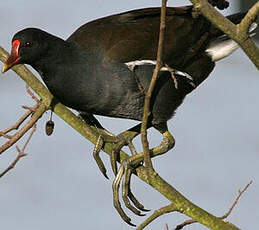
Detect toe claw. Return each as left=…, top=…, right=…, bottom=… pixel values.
left=93, top=135, right=109, bottom=179
left=128, top=191, right=150, bottom=212
left=122, top=166, right=145, bottom=216
left=110, top=138, right=125, bottom=176
left=110, top=150, right=118, bottom=175
left=112, top=158, right=150, bottom=225
left=113, top=166, right=136, bottom=226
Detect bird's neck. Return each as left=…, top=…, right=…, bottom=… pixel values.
left=31, top=38, right=81, bottom=77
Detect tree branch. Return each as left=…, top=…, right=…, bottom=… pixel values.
left=137, top=204, right=177, bottom=230
left=0, top=124, right=36, bottom=178
left=141, top=0, right=167, bottom=169
left=239, top=2, right=259, bottom=35
left=0, top=109, right=32, bottom=139
left=189, top=0, right=259, bottom=69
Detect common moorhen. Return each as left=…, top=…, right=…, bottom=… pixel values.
left=2, top=5, right=257, bottom=226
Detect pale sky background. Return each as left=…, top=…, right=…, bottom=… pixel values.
left=0, top=1, right=258, bottom=230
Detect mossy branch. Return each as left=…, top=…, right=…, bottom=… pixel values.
left=189, top=0, right=259, bottom=69
left=137, top=203, right=177, bottom=230
left=0, top=45, right=241, bottom=230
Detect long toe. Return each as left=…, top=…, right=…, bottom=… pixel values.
left=128, top=191, right=150, bottom=212
left=110, top=135, right=132, bottom=176
left=110, top=148, right=119, bottom=175
left=112, top=166, right=136, bottom=226
left=122, top=165, right=145, bottom=216
left=127, top=140, right=138, bottom=155
left=93, top=135, right=109, bottom=179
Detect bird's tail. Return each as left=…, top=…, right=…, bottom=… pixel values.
left=206, top=12, right=257, bottom=62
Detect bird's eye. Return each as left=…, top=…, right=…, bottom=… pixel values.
left=25, top=42, right=33, bottom=47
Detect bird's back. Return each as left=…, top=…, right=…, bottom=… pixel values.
left=67, top=6, right=211, bottom=68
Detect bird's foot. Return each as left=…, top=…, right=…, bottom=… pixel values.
left=112, top=156, right=149, bottom=226
left=93, top=124, right=141, bottom=179
left=112, top=131, right=175, bottom=225
left=110, top=132, right=139, bottom=175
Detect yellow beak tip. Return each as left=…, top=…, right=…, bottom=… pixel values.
left=2, top=64, right=9, bottom=73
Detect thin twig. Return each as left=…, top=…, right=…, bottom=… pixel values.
left=22, top=85, right=41, bottom=112
left=141, top=0, right=167, bottom=170
left=0, top=132, right=13, bottom=139
left=0, top=124, right=37, bottom=178
left=0, top=109, right=32, bottom=138
left=174, top=181, right=253, bottom=230
left=137, top=204, right=176, bottom=230
left=220, top=180, right=252, bottom=219
left=26, top=84, right=40, bottom=103
left=0, top=149, right=26, bottom=178
left=0, top=103, right=47, bottom=155
left=19, top=124, right=37, bottom=153
left=0, top=86, right=41, bottom=139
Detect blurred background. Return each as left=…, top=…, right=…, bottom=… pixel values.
left=0, top=1, right=258, bottom=230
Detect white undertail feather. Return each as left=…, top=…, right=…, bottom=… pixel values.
left=206, top=22, right=257, bottom=62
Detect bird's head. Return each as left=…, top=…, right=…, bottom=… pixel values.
left=2, top=28, right=53, bottom=73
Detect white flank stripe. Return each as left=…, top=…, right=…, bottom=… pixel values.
left=125, top=60, right=193, bottom=81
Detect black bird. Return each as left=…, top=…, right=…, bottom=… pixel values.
left=2, top=5, right=256, bottom=226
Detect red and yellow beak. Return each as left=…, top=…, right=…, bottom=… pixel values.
left=2, top=40, right=21, bottom=73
